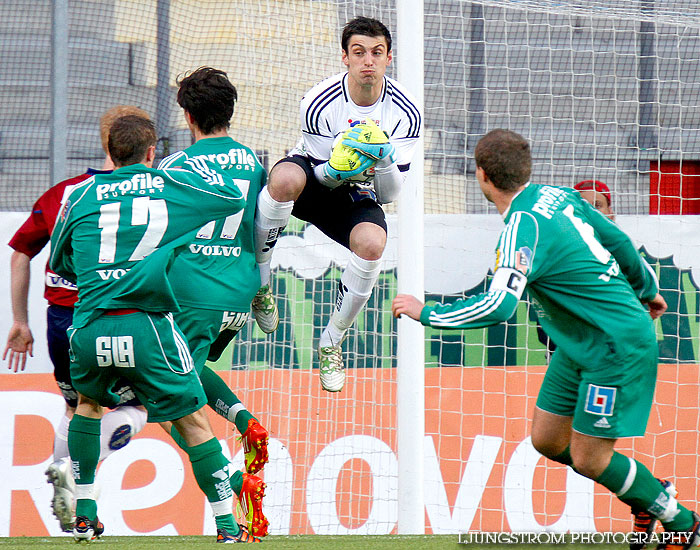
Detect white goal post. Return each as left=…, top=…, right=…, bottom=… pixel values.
left=396, top=0, right=426, bottom=535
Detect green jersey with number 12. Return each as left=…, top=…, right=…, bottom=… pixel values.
left=50, top=162, right=245, bottom=328
left=420, top=183, right=658, bottom=365
left=158, top=136, right=266, bottom=311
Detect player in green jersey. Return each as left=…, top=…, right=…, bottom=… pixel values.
left=393, top=129, right=699, bottom=550
left=50, top=115, right=260, bottom=543
left=536, top=179, right=615, bottom=360
left=158, top=67, right=269, bottom=537
left=569, top=178, right=678, bottom=547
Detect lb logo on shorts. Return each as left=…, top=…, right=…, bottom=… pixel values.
left=585, top=384, right=616, bottom=416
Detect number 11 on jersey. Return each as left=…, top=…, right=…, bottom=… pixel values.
left=195, top=178, right=250, bottom=241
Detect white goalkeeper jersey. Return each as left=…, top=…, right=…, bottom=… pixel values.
left=290, top=72, right=422, bottom=172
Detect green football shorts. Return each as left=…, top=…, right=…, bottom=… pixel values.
left=173, top=308, right=249, bottom=372
left=67, top=311, right=206, bottom=422
left=536, top=342, right=658, bottom=438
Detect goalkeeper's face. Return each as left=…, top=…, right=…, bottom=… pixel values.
left=343, top=34, right=392, bottom=89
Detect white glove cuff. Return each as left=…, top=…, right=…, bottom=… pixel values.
left=314, top=163, right=344, bottom=189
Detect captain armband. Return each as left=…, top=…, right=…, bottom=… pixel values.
left=490, top=267, right=528, bottom=299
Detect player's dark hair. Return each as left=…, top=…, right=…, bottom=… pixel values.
left=176, top=67, right=237, bottom=135
left=474, top=129, right=532, bottom=191
left=342, top=17, right=392, bottom=53
left=108, top=115, right=157, bottom=167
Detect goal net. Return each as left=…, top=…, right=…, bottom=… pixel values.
left=421, top=0, right=700, bottom=534
left=1, top=0, right=699, bottom=538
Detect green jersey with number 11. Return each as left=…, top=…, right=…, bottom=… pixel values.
left=158, top=136, right=266, bottom=311
left=420, top=183, right=658, bottom=366
left=50, top=162, right=245, bottom=328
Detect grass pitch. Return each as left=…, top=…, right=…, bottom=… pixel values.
left=0, top=536, right=628, bottom=549
left=1, top=536, right=453, bottom=549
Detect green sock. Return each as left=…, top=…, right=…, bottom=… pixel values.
left=170, top=424, right=189, bottom=452
left=231, top=469, right=243, bottom=497
left=597, top=452, right=694, bottom=531
left=186, top=437, right=237, bottom=532
left=68, top=414, right=101, bottom=520
left=200, top=365, right=256, bottom=434
left=172, top=427, right=243, bottom=497
left=550, top=446, right=573, bottom=466
left=235, top=409, right=255, bottom=435
left=217, top=518, right=240, bottom=534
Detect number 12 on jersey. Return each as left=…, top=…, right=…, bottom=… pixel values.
left=96, top=179, right=250, bottom=264
left=98, top=196, right=168, bottom=264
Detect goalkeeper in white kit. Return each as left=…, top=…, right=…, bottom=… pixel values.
left=253, top=16, right=422, bottom=392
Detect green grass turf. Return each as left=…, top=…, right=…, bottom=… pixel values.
left=0, top=536, right=628, bottom=549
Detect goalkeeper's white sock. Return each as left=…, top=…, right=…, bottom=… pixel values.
left=319, top=253, right=382, bottom=348
left=258, top=262, right=271, bottom=291
left=254, top=186, right=294, bottom=286
left=99, top=406, right=147, bottom=461
left=53, top=412, right=72, bottom=460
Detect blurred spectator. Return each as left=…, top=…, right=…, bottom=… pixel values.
left=574, top=179, right=615, bottom=221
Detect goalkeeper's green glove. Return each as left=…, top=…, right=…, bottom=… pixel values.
left=342, top=123, right=395, bottom=164
left=322, top=142, right=375, bottom=182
